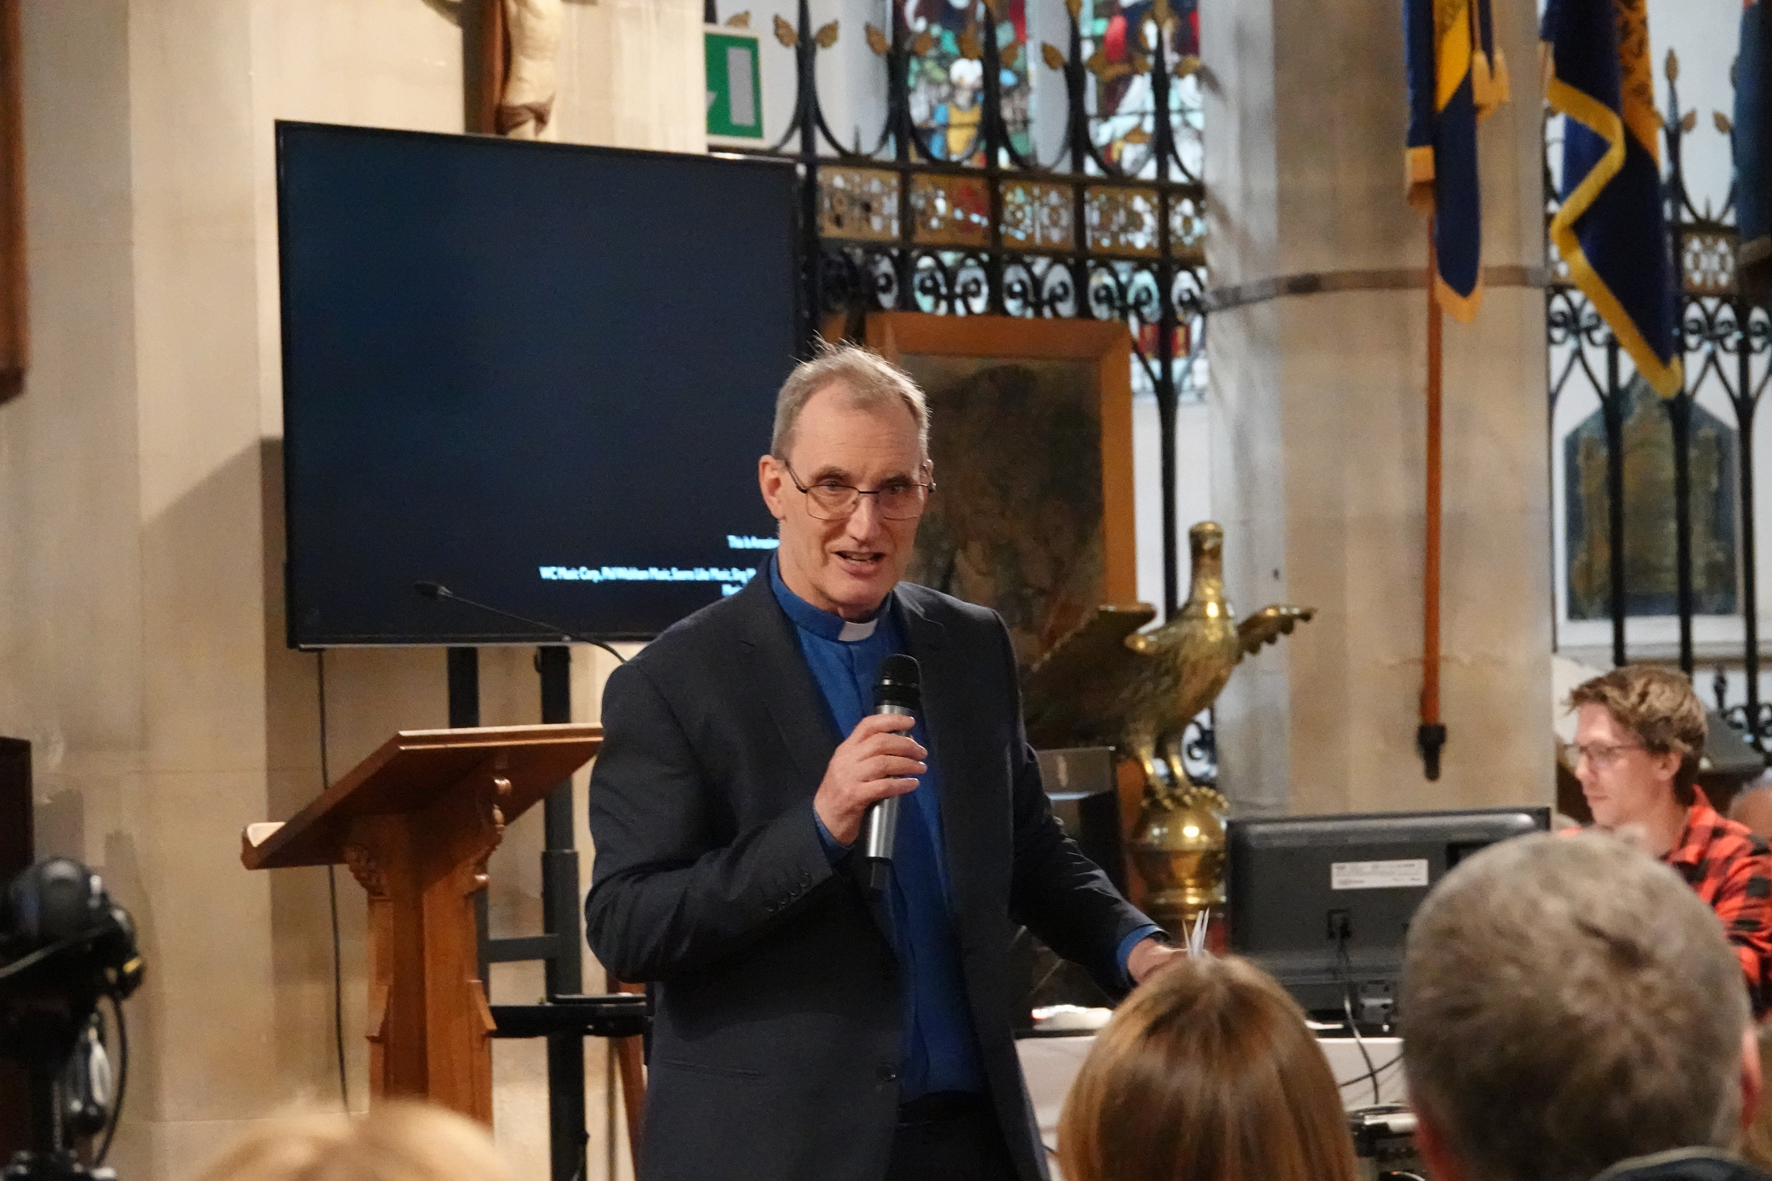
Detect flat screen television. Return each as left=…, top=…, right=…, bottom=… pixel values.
left=1226, top=807, right=1550, bottom=1029
left=277, top=121, right=800, bottom=647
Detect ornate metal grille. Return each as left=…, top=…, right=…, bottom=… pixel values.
left=735, top=0, right=1207, bottom=615
left=1549, top=52, right=1772, bottom=744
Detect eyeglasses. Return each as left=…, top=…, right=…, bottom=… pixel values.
left=781, top=460, right=935, bottom=521
left=1560, top=741, right=1645, bottom=769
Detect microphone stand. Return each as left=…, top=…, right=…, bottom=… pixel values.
left=414, top=581, right=629, bottom=664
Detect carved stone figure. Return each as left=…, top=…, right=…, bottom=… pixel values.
left=500, top=0, right=563, bottom=139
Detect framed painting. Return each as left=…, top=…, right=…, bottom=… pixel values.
left=864, top=312, right=1137, bottom=669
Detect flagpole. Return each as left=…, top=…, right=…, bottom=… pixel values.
left=1419, top=226, right=1448, bottom=780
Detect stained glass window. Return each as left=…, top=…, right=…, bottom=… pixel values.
left=1082, top=0, right=1200, bottom=177
left=903, top=0, right=1033, bottom=162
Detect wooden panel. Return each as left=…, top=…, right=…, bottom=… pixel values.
left=242, top=724, right=601, bottom=869
left=467, top=0, right=507, bottom=135
left=0, top=0, right=23, bottom=402
left=245, top=727, right=595, bottom=1123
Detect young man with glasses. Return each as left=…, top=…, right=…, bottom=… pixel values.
left=1567, top=665, right=1772, bottom=1015
left=585, top=343, right=1171, bottom=1181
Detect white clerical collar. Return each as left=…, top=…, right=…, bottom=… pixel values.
left=838, top=617, right=879, bottom=642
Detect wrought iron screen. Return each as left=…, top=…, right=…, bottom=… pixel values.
left=1548, top=52, right=1772, bottom=744
left=731, top=0, right=1207, bottom=617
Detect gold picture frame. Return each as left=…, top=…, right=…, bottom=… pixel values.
left=863, top=312, right=1137, bottom=668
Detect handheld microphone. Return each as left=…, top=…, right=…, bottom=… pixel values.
left=860, top=653, right=921, bottom=894
left=413, top=580, right=627, bottom=663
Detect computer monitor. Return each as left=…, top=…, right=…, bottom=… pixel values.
left=1226, top=807, right=1550, bottom=1029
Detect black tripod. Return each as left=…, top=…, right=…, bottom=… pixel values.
left=2, top=1008, right=121, bottom=1181
left=0, top=860, right=142, bottom=1181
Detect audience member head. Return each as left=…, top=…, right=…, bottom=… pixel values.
left=1743, top=1022, right=1772, bottom=1172
left=1566, top=665, right=1707, bottom=823
left=1057, top=952, right=1359, bottom=1181
left=195, top=1101, right=512, bottom=1181
left=1402, top=832, right=1761, bottom=1181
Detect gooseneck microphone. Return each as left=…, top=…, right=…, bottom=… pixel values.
left=413, top=580, right=627, bottom=664
left=860, top=653, right=921, bottom=893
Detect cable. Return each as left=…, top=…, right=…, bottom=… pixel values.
left=0, top=922, right=120, bottom=982
left=94, top=991, right=127, bottom=1166
left=1338, top=1051, right=1405, bottom=1095
left=1336, top=931, right=1380, bottom=1107
left=414, top=581, right=628, bottom=665
left=1027, top=955, right=1066, bottom=999
left=317, top=650, right=350, bottom=1112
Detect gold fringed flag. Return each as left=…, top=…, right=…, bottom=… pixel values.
left=1542, top=0, right=1682, bottom=395
left=1739, top=0, right=1771, bottom=304
left=1405, top=0, right=1509, bottom=322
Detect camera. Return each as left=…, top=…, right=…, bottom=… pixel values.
left=0, top=859, right=144, bottom=1181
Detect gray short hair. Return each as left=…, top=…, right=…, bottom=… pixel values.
left=770, top=342, right=929, bottom=461
left=1402, top=833, right=1748, bottom=1181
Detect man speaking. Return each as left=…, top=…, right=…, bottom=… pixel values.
left=585, top=345, right=1173, bottom=1181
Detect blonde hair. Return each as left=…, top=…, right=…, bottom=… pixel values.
left=196, top=1102, right=512, bottom=1181
left=769, top=341, right=929, bottom=461
left=1567, top=664, right=1707, bottom=804
left=1402, top=833, right=1748, bottom=1181
left=1057, top=954, right=1360, bottom=1181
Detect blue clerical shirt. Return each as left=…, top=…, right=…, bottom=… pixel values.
left=768, top=561, right=1156, bottom=1101
left=770, top=559, right=986, bottom=1098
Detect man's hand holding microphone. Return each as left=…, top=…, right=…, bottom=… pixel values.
left=812, top=713, right=924, bottom=847
left=813, top=654, right=924, bottom=891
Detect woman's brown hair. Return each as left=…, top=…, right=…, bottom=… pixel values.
left=1057, top=954, right=1360, bottom=1181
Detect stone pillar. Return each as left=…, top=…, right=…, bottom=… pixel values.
left=1202, top=0, right=1554, bottom=814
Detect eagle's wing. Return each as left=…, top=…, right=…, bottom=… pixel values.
left=1236, top=605, right=1315, bottom=657
left=1021, top=603, right=1156, bottom=749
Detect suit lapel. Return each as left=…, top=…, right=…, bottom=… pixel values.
left=739, top=575, right=898, bottom=945
left=732, top=575, right=841, bottom=790
left=897, top=588, right=980, bottom=922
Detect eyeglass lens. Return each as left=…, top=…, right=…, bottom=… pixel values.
left=805, top=483, right=927, bottom=520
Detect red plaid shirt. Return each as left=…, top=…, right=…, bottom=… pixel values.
left=1663, top=799, right=1772, bottom=1018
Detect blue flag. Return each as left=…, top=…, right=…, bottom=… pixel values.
left=1405, top=0, right=1510, bottom=322
left=1740, top=0, right=1771, bottom=304
left=1542, top=0, right=1682, bottom=396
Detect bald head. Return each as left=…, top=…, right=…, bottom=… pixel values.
left=1402, top=832, right=1753, bottom=1181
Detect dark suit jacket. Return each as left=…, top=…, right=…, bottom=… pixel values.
left=584, top=574, right=1154, bottom=1181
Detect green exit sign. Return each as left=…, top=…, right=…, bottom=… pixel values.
left=706, top=28, right=764, bottom=141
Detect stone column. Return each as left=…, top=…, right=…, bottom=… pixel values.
left=1202, top=0, right=1554, bottom=814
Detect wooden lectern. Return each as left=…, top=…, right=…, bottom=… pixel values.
left=242, top=724, right=602, bottom=1122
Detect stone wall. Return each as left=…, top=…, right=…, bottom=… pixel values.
left=0, top=3, right=697, bottom=1178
